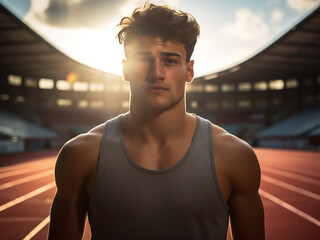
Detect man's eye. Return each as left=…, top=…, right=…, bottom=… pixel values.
left=140, top=58, right=152, bottom=64
left=164, top=58, right=177, bottom=65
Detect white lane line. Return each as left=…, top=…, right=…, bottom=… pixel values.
left=261, top=165, right=319, bottom=178
left=23, top=215, right=50, bottom=240
left=259, top=189, right=320, bottom=227
left=0, top=170, right=53, bottom=190
left=262, top=166, right=320, bottom=186
left=0, top=164, right=52, bottom=179
left=0, top=159, right=53, bottom=172
left=0, top=182, right=55, bottom=212
left=0, top=217, right=44, bottom=222
left=261, top=175, right=320, bottom=201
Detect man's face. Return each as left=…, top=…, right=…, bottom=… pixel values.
left=123, top=36, right=194, bottom=112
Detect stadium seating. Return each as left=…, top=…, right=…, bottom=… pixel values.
left=0, top=109, right=58, bottom=139
left=309, top=126, right=320, bottom=136
left=254, top=106, right=320, bottom=149
left=257, top=106, right=320, bottom=137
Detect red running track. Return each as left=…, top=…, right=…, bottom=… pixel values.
left=0, top=148, right=319, bottom=239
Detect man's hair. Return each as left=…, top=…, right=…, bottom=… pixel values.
left=116, top=2, right=200, bottom=62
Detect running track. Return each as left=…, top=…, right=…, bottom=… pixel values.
left=0, top=148, right=319, bottom=239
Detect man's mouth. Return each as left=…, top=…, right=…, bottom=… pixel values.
left=147, top=85, right=169, bottom=93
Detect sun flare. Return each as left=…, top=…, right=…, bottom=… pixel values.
left=72, top=27, right=124, bottom=75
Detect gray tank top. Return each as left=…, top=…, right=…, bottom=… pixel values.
left=88, top=115, right=229, bottom=240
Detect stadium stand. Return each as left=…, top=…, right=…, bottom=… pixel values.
left=0, top=3, right=319, bottom=152
left=35, top=109, right=107, bottom=136
left=0, top=109, right=63, bottom=153
left=309, top=126, right=320, bottom=136
left=255, top=105, right=320, bottom=149
left=257, top=106, right=320, bottom=137
left=0, top=109, right=57, bottom=138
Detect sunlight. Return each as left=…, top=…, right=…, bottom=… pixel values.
left=66, top=72, right=77, bottom=83
left=71, top=27, right=124, bottom=75
left=20, top=0, right=319, bottom=78
left=24, top=11, right=124, bottom=76
left=30, top=0, right=50, bottom=13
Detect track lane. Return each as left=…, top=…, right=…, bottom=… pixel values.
left=0, top=148, right=319, bottom=240
left=256, top=148, right=320, bottom=240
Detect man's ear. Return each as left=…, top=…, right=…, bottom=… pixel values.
left=122, top=59, right=129, bottom=82
left=186, top=60, right=194, bottom=83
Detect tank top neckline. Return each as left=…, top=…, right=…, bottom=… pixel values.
left=118, top=114, right=200, bottom=175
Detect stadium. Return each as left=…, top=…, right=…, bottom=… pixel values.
left=0, top=2, right=319, bottom=240
left=1, top=4, right=319, bottom=153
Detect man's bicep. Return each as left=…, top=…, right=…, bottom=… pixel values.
left=48, top=193, right=68, bottom=239
left=229, top=191, right=264, bottom=240
left=55, top=141, right=88, bottom=195
left=229, top=146, right=265, bottom=239
left=55, top=144, right=77, bottom=196
left=49, top=191, right=87, bottom=239
left=53, top=141, right=90, bottom=210
left=49, top=143, right=88, bottom=239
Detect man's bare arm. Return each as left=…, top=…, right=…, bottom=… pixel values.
left=228, top=144, right=265, bottom=240
left=48, top=141, right=88, bottom=240
left=49, top=190, right=88, bottom=239
left=48, top=131, right=101, bottom=240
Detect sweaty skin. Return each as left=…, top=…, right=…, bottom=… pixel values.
left=48, top=37, right=264, bottom=240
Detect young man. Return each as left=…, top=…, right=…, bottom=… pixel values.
left=48, top=3, right=265, bottom=240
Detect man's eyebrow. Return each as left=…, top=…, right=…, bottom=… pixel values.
left=130, top=51, right=182, bottom=58
left=161, top=52, right=182, bottom=58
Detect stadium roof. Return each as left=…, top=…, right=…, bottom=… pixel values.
left=197, top=6, right=320, bottom=83
left=0, top=3, right=319, bottom=83
left=0, top=3, right=119, bottom=82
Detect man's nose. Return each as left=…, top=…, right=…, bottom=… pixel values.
left=148, top=59, right=165, bottom=81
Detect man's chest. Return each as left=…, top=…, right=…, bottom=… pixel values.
left=125, top=140, right=191, bottom=171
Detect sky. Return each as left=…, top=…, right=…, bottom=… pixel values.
left=1, top=0, right=320, bottom=77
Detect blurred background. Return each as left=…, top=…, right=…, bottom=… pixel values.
left=0, top=0, right=319, bottom=153
left=0, top=1, right=319, bottom=239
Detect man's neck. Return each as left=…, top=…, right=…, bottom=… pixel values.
left=122, top=103, right=194, bottom=145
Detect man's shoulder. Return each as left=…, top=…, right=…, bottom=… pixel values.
left=210, top=122, right=260, bottom=191
left=211, top=122, right=258, bottom=172
left=211, top=123, right=252, bottom=153
left=54, top=123, right=106, bottom=194
left=56, top=122, right=106, bottom=169
left=64, top=122, right=105, bottom=152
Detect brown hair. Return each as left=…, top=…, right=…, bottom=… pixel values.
left=116, top=2, right=200, bottom=62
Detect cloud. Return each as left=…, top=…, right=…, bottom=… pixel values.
left=28, top=0, right=181, bottom=29
left=271, top=9, right=283, bottom=22
left=286, top=0, right=320, bottom=12
left=29, top=0, right=130, bottom=28
left=222, top=8, right=269, bottom=41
